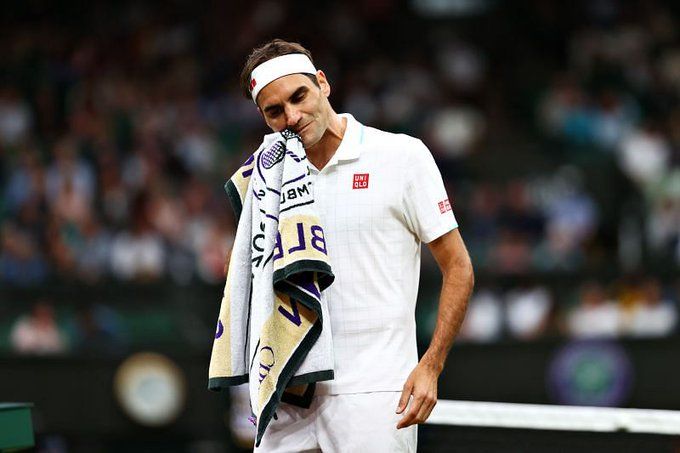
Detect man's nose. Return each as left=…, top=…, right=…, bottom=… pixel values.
left=285, top=106, right=301, bottom=128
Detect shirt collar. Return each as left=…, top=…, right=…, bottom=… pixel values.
left=324, top=113, right=364, bottom=168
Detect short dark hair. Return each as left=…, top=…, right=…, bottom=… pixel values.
left=240, top=39, right=319, bottom=100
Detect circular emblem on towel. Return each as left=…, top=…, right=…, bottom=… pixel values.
left=261, top=141, right=286, bottom=169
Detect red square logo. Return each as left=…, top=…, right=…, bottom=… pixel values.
left=353, top=173, right=369, bottom=189
left=438, top=198, right=452, bottom=214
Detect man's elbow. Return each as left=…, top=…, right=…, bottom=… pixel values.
left=444, top=254, right=474, bottom=291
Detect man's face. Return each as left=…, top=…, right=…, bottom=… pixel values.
left=256, top=71, right=331, bottom=148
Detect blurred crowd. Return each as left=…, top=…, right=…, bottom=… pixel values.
left=10, top=273, right=678, bottom=356
left=459, top=276, right=678, bottom=343
left=8, top=299, right=126, bottom=355
left=1, top=0, right=679, bottom=349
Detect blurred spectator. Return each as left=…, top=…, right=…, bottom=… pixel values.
left=645, top=168, right=680, bottom=264
left=435, top=38, right=486, bottom=93
left=499, top=181, right=545, bottom=240
left=505, top=285, right=553, bottom=340
left=658, top=48, right=680, bottom=94
left=0, top=222, right=48, bottom=286
left=566, top=281, right=622, bottom=338
left=533, top=167, right=598, bottom=270
left=4, top=149, right=45, bottom=213
left=428, top=104, right=485, bottom=158
left=623, top=278, right=678, bottom=337
left=491, top=181, right=544, bottom=274
left=540, top=80, right=638, bottom=149
left=0, top=87, right=32, bottom=147
left=175, top=120, right=219, bottom=174
left=491, top=229, right=533, bottom=274
left=74, top=304, right=127, bottom=354
left=195, top=217, right=234, bottom=284
left=97, top=151, right=130, bottom=226
left=458, top=288, right=503, bottom=343
left=110, top=194, right=165, bottom=280
left=464, top=182, right=500, bottom=268
left=10, top=301, right=68, bottom=355
left=74, top=215, right=112, bottom=282
left=539, top=75, right=594, bottom=146
left=44, top=138, right=95, bottom=208
left=618, top=122, right=671, bottom=191
left=592, top=90, right=638, bottom=150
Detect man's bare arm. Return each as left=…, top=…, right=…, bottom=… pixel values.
left=420, top=228, right=474, bottom=371
left=396, top=228, right=474, bottom=429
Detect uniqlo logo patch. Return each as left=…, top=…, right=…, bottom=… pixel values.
left=353, top=173, right=369, bottom=189
left=438, top=198, right=452, bottom=214
left=250, top=78, right=257, bottom=90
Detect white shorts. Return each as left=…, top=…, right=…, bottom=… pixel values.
left=255, top=391, right=417, bottom=452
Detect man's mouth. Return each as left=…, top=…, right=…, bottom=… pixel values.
left=296, top=122, right=311, bottom=134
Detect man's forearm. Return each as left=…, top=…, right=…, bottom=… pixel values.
left=421, top=263, right=474, bottom=374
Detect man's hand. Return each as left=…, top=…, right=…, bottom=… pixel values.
left=395, top=358, right=440, bottom=429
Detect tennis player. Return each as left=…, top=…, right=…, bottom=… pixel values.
left=237, top=39, right=474, bottom=452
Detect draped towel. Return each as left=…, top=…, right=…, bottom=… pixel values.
left=208, top=130, right=334, bottom=446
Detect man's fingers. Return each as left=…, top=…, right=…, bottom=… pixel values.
left=397, top=395, right=424, bottom=429
left=398, top=390, right=438, bottom=429
left=396, top=409, right=415, bottom=429
left=416, top=395, right=437, bottom=424
left=396, top=382, right=413, bottom=414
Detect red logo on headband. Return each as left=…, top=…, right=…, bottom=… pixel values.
left=250, top=78, right=257, bottom=91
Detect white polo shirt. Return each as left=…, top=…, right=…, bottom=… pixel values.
left=310, top=113, right=458, bottom=395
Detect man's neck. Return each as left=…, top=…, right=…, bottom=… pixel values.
left=306, top=113, right=347, bottom=171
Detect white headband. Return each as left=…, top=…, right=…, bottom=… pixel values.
left=249, top=54, right=317, bottom=103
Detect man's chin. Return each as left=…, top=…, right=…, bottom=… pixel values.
left=303, top=139, right=322, bottom=150
left=299, top=133, right=321, bottom=149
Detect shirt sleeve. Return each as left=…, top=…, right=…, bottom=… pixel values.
left=402, top=139, right=458, bottom=243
